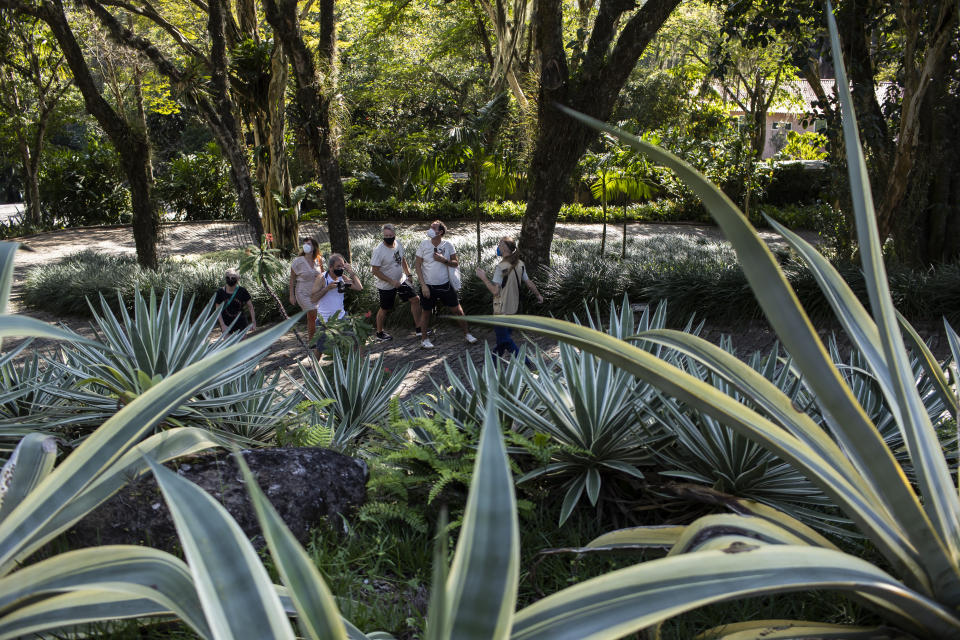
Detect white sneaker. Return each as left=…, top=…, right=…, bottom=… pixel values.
left=421, top=338, right=435, bottom=348
left=464, top=333, right=479, bottom=344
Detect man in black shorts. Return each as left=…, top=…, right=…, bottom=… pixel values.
left=370, top=223, right=423, bottom=341
left=414, top=219, right=478, bottom=349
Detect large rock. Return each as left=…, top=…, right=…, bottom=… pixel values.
left=68, top=447, right=368, bottom=552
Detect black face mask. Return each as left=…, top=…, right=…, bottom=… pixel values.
left=225, top=277, right=238, bottom=286
left=333, top=268, right=344, bottom=277
left=383, top=237, right=395, bottom=246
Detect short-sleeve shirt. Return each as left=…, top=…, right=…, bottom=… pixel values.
left=416, top=238, right=456, bottom=286
left=491, top=261, right=529, bottom=287
left=371, top=241, right=405, bottom=290
left=316, top=272, right=347, bottom=322
left=215, top=286, right=252, bottom=330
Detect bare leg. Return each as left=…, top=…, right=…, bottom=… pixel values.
left=306, top=310, right=317, bottom=341
left=421, top=306, right=432, bottom=334
left=376, top=307, right=388, bottom=333
left=409, top=296, right=422, bottom=329
left=451, top=305, right=469, bottom=333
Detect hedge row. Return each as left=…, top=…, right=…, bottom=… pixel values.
left=328, top=198, right=833, bottom=230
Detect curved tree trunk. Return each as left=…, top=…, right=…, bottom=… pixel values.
left=34, top=0, right=159, bottom=268
left=261, top=42, right=297, bottom=252
left=263, top=0, right=350, bottom=260
left=518, top=0, right=679, bottom=272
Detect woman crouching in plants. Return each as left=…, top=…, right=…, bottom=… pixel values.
left=476, top=236, right=542, bottom=359
left=309, top=253, right=367, bottom=355
left=289, top=236, right=323, bottom=342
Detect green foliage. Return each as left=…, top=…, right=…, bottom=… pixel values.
left=776, top=131, right=830, bottom=161
left=339, top=196, right=827, bottom=228
left=0, top=348, right=70, bottom=458
left=45, top=288, right=296, bottom=445
left=295, top=349, right=410, bottom=451
left=478, top=21, right=960, bottom=633
left=38, top=134, right=130, bottom=226
left=309, top=314, right=376, bottom=356
left=419, top=344, right=534, bottom=429
left=361, top=405, right=479, bottom=534
left=276, top=400, right=336, bottom=448
left=0, top=239, right=301, bottom=639
left=540, top=234, right=960, bottom=325
left=20, top=250, right=293, bottom=322
left=156, top=143, right=237, bottom=221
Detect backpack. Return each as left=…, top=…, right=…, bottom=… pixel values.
left=493, top=262, right=523, bottom=315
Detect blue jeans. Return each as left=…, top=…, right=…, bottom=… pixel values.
left=494, top=326, right=519, bottom=356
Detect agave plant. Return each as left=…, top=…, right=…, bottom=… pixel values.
left=0, top=239, right=303, bottom=637
left=190, top=370, right=302, bottom=444
left=45, top=288, right=290, bottom=445
left=651, top=343, right=846, bottom=536
left=294, top=349, right=411, bottom=450
left=498, top=299, right=687, bottom=525
left=0, top=348, right=75, bottom=460
left=138, top=390, right=740, bottom=640
left=418, top=344, right=537, bottom=430
left=468, top=6, right=960, bottom=635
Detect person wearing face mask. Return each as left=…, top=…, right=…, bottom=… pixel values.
left=289, top=236, right=324, bottom=341
left=310, top=253, right=364, bottom=353
left=476, top=236, right=543, bottom=358
left=414, top=219, right=478, bottom=348
left=370, top=223, right=423, bottom=342
left=215, top=268, right=256, bottom=335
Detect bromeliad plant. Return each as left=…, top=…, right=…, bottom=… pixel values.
left=469, top=4, right=960, bottom=636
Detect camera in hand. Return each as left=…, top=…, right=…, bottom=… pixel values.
left=336, top=281, right=345, bottom=293
left=434, top=247, right=442, bottom=255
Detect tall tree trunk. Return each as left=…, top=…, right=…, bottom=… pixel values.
left=207, top=0, right=264, bottom=245
left=33, top=0, right=159, bottom=268
left=263, top=0, right=351, bottom=259
left=262, top=42, right=296, bottom=251
left=74, top=0, right=266, bottom=245
left=130, top=65, right=159, bottom=267
left=875, top=0, right=958, bottom=247
left=518, top=0, right=679, bottom=272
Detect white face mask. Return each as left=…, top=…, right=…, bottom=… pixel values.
left=303, top=243, right=312, bottom=254
left=427, top=228, right=437, bottom=238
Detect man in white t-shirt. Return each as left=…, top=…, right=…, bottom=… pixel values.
left=370, top=223, right=423, bottom=342
left=414, top=219, right=478, bottom=349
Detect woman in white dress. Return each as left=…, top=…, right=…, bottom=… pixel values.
left=289, top=236, right=323, bottom=341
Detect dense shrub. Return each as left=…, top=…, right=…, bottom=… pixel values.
left=38, top=135, right=130, bottom=226
left=539, top=236, right=960, bottom=326
left=763, top=160, right=833, bottom=205
left=21, top=250, right=293, bottom=321
left=336, top=197, right=827, bottom=229
left=156, top=143, right=237, bottom=220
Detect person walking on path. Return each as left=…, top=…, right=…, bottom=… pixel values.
left=215, top=267, right=256, bottom=335
left=289, top=236, right=323, bottom=341
left=476, top=236, right=542, bottom=358
left=415, top=220, right=478, bottom=349
left=370, top=223, right=423, bottom=342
